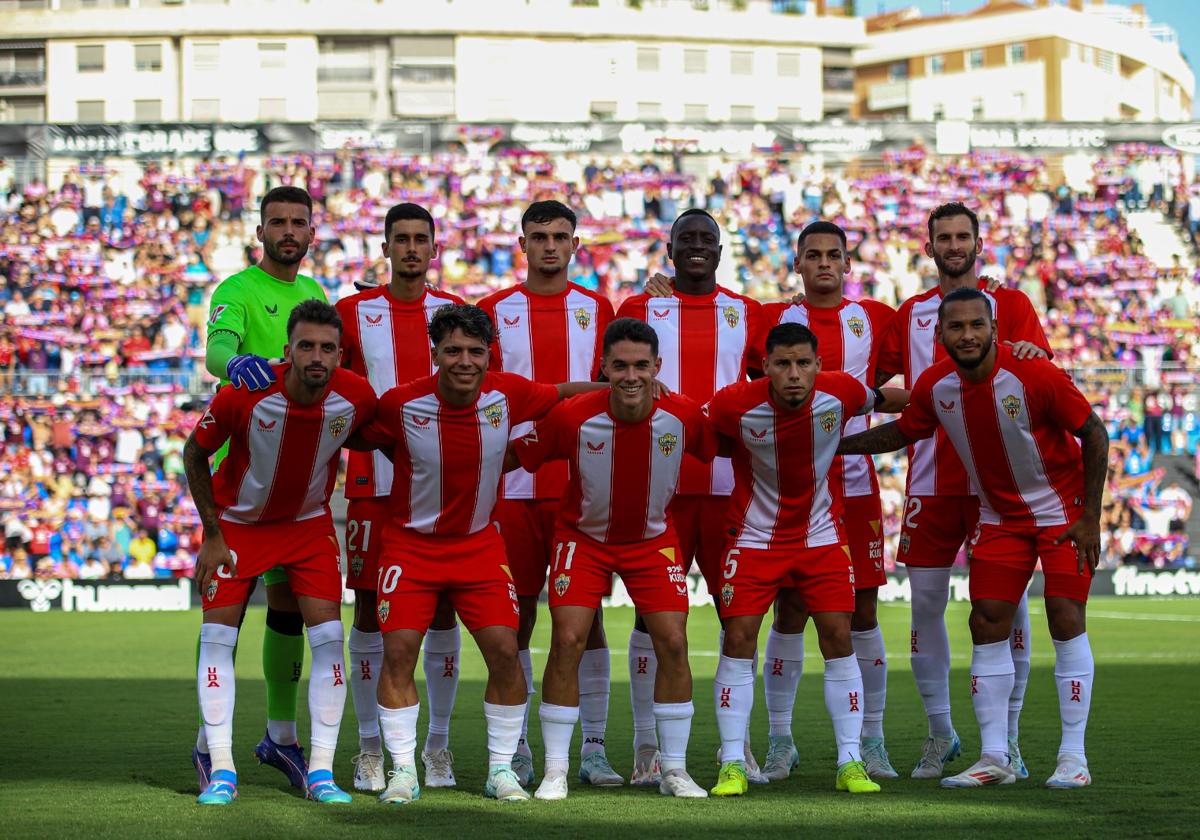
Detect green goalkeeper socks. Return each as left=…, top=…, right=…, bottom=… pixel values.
left=263, top=624, right=305, bottom=727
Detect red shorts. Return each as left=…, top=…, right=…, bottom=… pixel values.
left=203, top=517, right=342, bottom=611
left=716, top=542, right=855, bottom=618
left=968, top=519, right=1093, bottom=604
left=548, top=527, right=688, bottom=614
left=492, top=498, right=559, bottom=598
left=898, top=494, right=981, bottom=568
left=670, top=494, right=733, bottom=597
left=841, top=494, right=887, bottom=590
left=344, top=496, right=391, bottom=592
left=375, top=525, right=519, bottom=634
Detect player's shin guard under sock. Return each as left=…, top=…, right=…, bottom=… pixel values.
left=654, top=701, right=694, bottom=773
left=198, top=623, right=239, bottom=772
left=348, top=627, right=384, bottom=754
left=422, top=625, right=460, bottom=753
left=714, top=655, right=755, bottom=764
left=378, top=703, right=419, bottom=769
left=971, top=640, right=1015, bottom=760
left=852, top=626, right=888, bottom=741
left=628, top=628, right=658, bottom=749
left=540, top=702, right=579, bottom=774
left=1052, top=633, right=1094, bottom=761
left=1009, top=592, right=1032, bottom=740
left=484, top=701, right=526, bottom=770
left=516, top=648, right=535, bottom=758
left=578, top=648, right=610, bottom=758
left=306, top=620, right=347, bottom=774
left=764, top=629, right=804, bottom=738
left=908, top=566, right=954, bottom=738
left=824, top=654, right=865, bottom=765
left=263, top=609, right=305, bottom=746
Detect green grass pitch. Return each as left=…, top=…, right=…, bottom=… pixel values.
left=1, top=597, right=1196, bottom=838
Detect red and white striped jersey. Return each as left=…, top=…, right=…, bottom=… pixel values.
left=707, top=372, right=873, bottom=550
left=896, top=347, right=1091, bottom=528
left=478, top=283, right=614, bottom=501
left=875, top=281, right=1049, bottom=497
left=514, top=390, right=717, bottom=544
left=372, top=372, right=560, bottom=537
left=617, top=286, right=763, bottom=497
left=337, top=286, right=463, bottom=499
left=192, top=366, right=377, bottom=525
left=762, top=298, right=894, bottom=499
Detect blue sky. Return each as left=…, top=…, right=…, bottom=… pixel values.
left=890, top=0, right=1199, bottom=115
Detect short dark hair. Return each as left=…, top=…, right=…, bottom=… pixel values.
left=603, top=317, right=659, bottom=358
left=764, top=322, right=818, bottom=355
left=286, top=299, right=342, bottom=340
left=521, top=200, right=577, bottom=232
left=937, top=286, right=991, bottom=322
left=670, top=208, right=719, bottom=241
left=428, top=303, right=494, bottom=347
left=260, top=186, right=313, bottom=222
left=796, top=220, right=847, bottom=252
left=384, top=202, right=435, bottom=241
left=927, top=201, right=979, bottom=241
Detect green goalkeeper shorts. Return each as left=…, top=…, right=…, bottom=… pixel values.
left=261, top=566, right=289, bottom=587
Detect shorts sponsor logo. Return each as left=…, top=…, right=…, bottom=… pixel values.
left=819, top=410, right=837, bottom=434
left=722, top=305, right=740, bottom=329
left=16, top=579, right=62, bottom=612
left=899, top=533, right=911, bottom=554
left=554, top=573, right=571, bottom=596
left=483, top=403, right=505, bottom=429
left=574, top=307, right=591, bottom=330
left=720, top=582, right=734, bottom=607
left=846, top=316, right=865, bottom=338
left=208, top=304, right=227, bottom=325
left=508, top=582, right=520, bottom=614
left=328, top=415, right=349, bottom=437
left=377, top=599, right=391, bottom=624
left=257, top=418, right=277, bottom=432
left=1001, top=394, right=1021, bottom=419
left=656, top=432, right=678, bottom=457
left=350, top=554, right=364, bottom=578
left=365, top=314, right=383, bottom=326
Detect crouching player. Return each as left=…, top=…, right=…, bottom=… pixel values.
left=510, top=318, right=716, bottom=800
left=704, top=323, right=908, bottom=796
left=184, top=300, right=378, bottom=805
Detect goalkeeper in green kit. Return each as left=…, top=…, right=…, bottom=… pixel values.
left=192, top=186, right=328, bottom=791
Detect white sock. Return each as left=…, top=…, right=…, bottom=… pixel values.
left=578, top=648, right=610, bottom=758
left=714, top=654, right=755, bottom=764
left=379, top=703, right=419, bottom=769
left=422, top=625, right=460, bottom=753
left=1008, top=592, right=1031, bottom=741
left=745, top=647, right=758, bottom=753
left=539, top=702, right=579, bottom=775
left=971, top=640, right=1015, bottom=761
left=306, top=620, right=347, bottom=774
left=909, top=566, right=954, bottom=738
left=654, top=701, right=694, bottom=773
left=824, top=654, right=865, bottom=765
left=628, top=628, right=658, bottom=750
left=198, top=623, right=239, bottom=772
left=852, top=626, right=888, bottom=740
left=348, top=626, right=384, bottom=754
left=484, top=701, right=526, bottom=770
left=516, top=648, right=535, bottom=758
left=267, top=720, right=298, bottom=747
left=764, top=629, right=804, bottom=739
left=1053, top=632, right=1094, bottom=762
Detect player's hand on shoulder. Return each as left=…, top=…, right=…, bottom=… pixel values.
left=644, top=273, right=675, bottom=297
left=652, top=378, right=672, bottom=399
left=981, top=274, right=1003, bottom=293
left=226, top=354, right=276, bottom=390
left=789, top=290, right=806, bottom=306
left=1003, top=340, right=1049, bottom=360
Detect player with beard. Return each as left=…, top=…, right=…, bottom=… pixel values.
left=874, top=203, right=1051, bottom=781
left=841, top=288, right=1108, bottom=790
left=335, top=203, right=465, bottom=792
left=194, top=186, right=327, bottom=792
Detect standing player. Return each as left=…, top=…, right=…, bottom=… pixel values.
left=511, top=319, right=715, bottom=801
left=619, top=208, right=764, bottom=783
left=756, top=221, right=898, bottom=780
left=185, top=301, right=378, bottom=805
left=356, top=304, right=604, bottom=805
left=335, top=203, right=465, bottom=792
left=477, top=201, right=617, bottom=786
left=840, top=288, right=1108, bottom=789
left=195, top=186, right=326, bottom=790
left=706, top=323, right=908, bottom=797
left=874, top=202, right=1050, bottom=779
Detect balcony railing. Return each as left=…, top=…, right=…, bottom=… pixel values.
left=0, top=70, right=46, bottom=88
left=317, top=66, right=374, bottom=83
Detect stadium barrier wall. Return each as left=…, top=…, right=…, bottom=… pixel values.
left=2, top=567, right=1198, bottom=613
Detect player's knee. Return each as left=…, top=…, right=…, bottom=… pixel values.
left=721, top=624, right=757, bottom=658
left=850, top=592, right=878, bottom=631
left=968, top=603, right=1012, bottom=644
left=654, top=625, right=689, bottom=664
left=550, top=622, right=590, bottom=658
left=815, top=620, right=853, bottom=658
left=1045, top=598, right=1086, bottom=641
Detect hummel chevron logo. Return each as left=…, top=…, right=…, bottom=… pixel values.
left=265, top=304, right=279, bottom=315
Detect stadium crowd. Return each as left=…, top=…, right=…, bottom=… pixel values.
left=1, top=144, right=1197, bottom=579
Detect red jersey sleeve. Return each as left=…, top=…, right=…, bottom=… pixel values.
left=336, top=297, right=359, bottom=371
left=359, top=386, right=400, bottom=449
left=191, top=386, right=238, bottom=452
left=895, top=368, right=940, bottom=443
left=513, top=401, right=567, bottom=473
left=704, top=382, right=743, bottom=439
left=615, top=295, right=648, bottom=322
left=997, top=289, right=1052, bottom=357
left=498, top=372, right=561, bottom=424
left=874, top=303, right=905, bottom=379
left=477, top=294, right=504, bottom=372
left=823, top=371, right=874, bottom=418
left=743, top=298, right=766, bottom=374
left=1030, top=359, right=1093, bottom=434
left=592, top=297, right=616, bottom=378
left=862, top=299, right=897, bottom=385
left=345, top=373, right=378, bottom=433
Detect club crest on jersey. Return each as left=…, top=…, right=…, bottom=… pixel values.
left=206, top=578, right=218, bottom=602
left=819, top=410, right=838, bottom=434
left=657, top=432, right=678, bottom=457
left=328, top=415, right=349, bottom=437
left=574, top=307, right=591, bottom=330
left=483, top=403, right=505, bottom=429
left=847, top=316, right=865, bottom=338
left=899, top=533, right=911, bottom=554
left=722, top=305, right=740, bottom=329
left=377, top=599, right=390, bottom=624
left=1002, top=395, right=1022, bottom=419
left=350, top=554, right=364, bottom=578
left=720, top=582, right=734, bottom=607
left=554, top=573, right=571, bottom=597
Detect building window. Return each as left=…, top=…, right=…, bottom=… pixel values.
left=590, top=100, right=617, bottom=120
left=259, top=42, right=287, bottom=70
left=931, top=104, right=944, bottom=120
left=191, top=98, right=220, bottom=120
left=1097, top=50, right=1115, bottom=73
left=1008, top=43, right=1026, bottom=64
left=76, top=99, right=104, bottom=121
left=193, top=42, right=220, bottom=71
left=967, top=49, right=984, bottom=70
left=134, top=99, right=162, bottom=121
left=258, top=97, right=287, bottom=120
left=730, top=50, right=753, bottom=75
left=730, top=104, right=754, bottom=121
left=971, top=98, right=984, bottom=119
left=636, top=46, right=660, bottom=72
left=683, top=103, right=708, bottom=121
left=888, top=61, right=908, bottom=81
left=777, top=106, right=803, bottom=121
left=637, top=101, right=662, bottom=120
left=929, top=55, right=945, bottom=75
left=1013, top=91, right=1026, bottom=113
left=684, top=48, right=707, bottom=74
left=777, top=51, right=801, bottom=77
left=76, top=45, right=104, bottom=73
left=134, top=44, right=162, bottom=72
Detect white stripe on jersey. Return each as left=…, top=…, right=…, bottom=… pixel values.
left=990, top=369, right=1069, bottom=527
left=646, top=409, right=687, bottom=540
left=737, top=400, right=782, bottom=544
left=802, top=390, right=843, bottom=547
left=298, top=393, right=355, bottom=522
left=227, top=393, right=289, bottom=522
left=574, top=414, right=615, bottom=542
left=929, top=374, right=988, bottom=517
left=471, top=390, right=515, bottom=532
left=400, top=393, right=445, bottom=534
